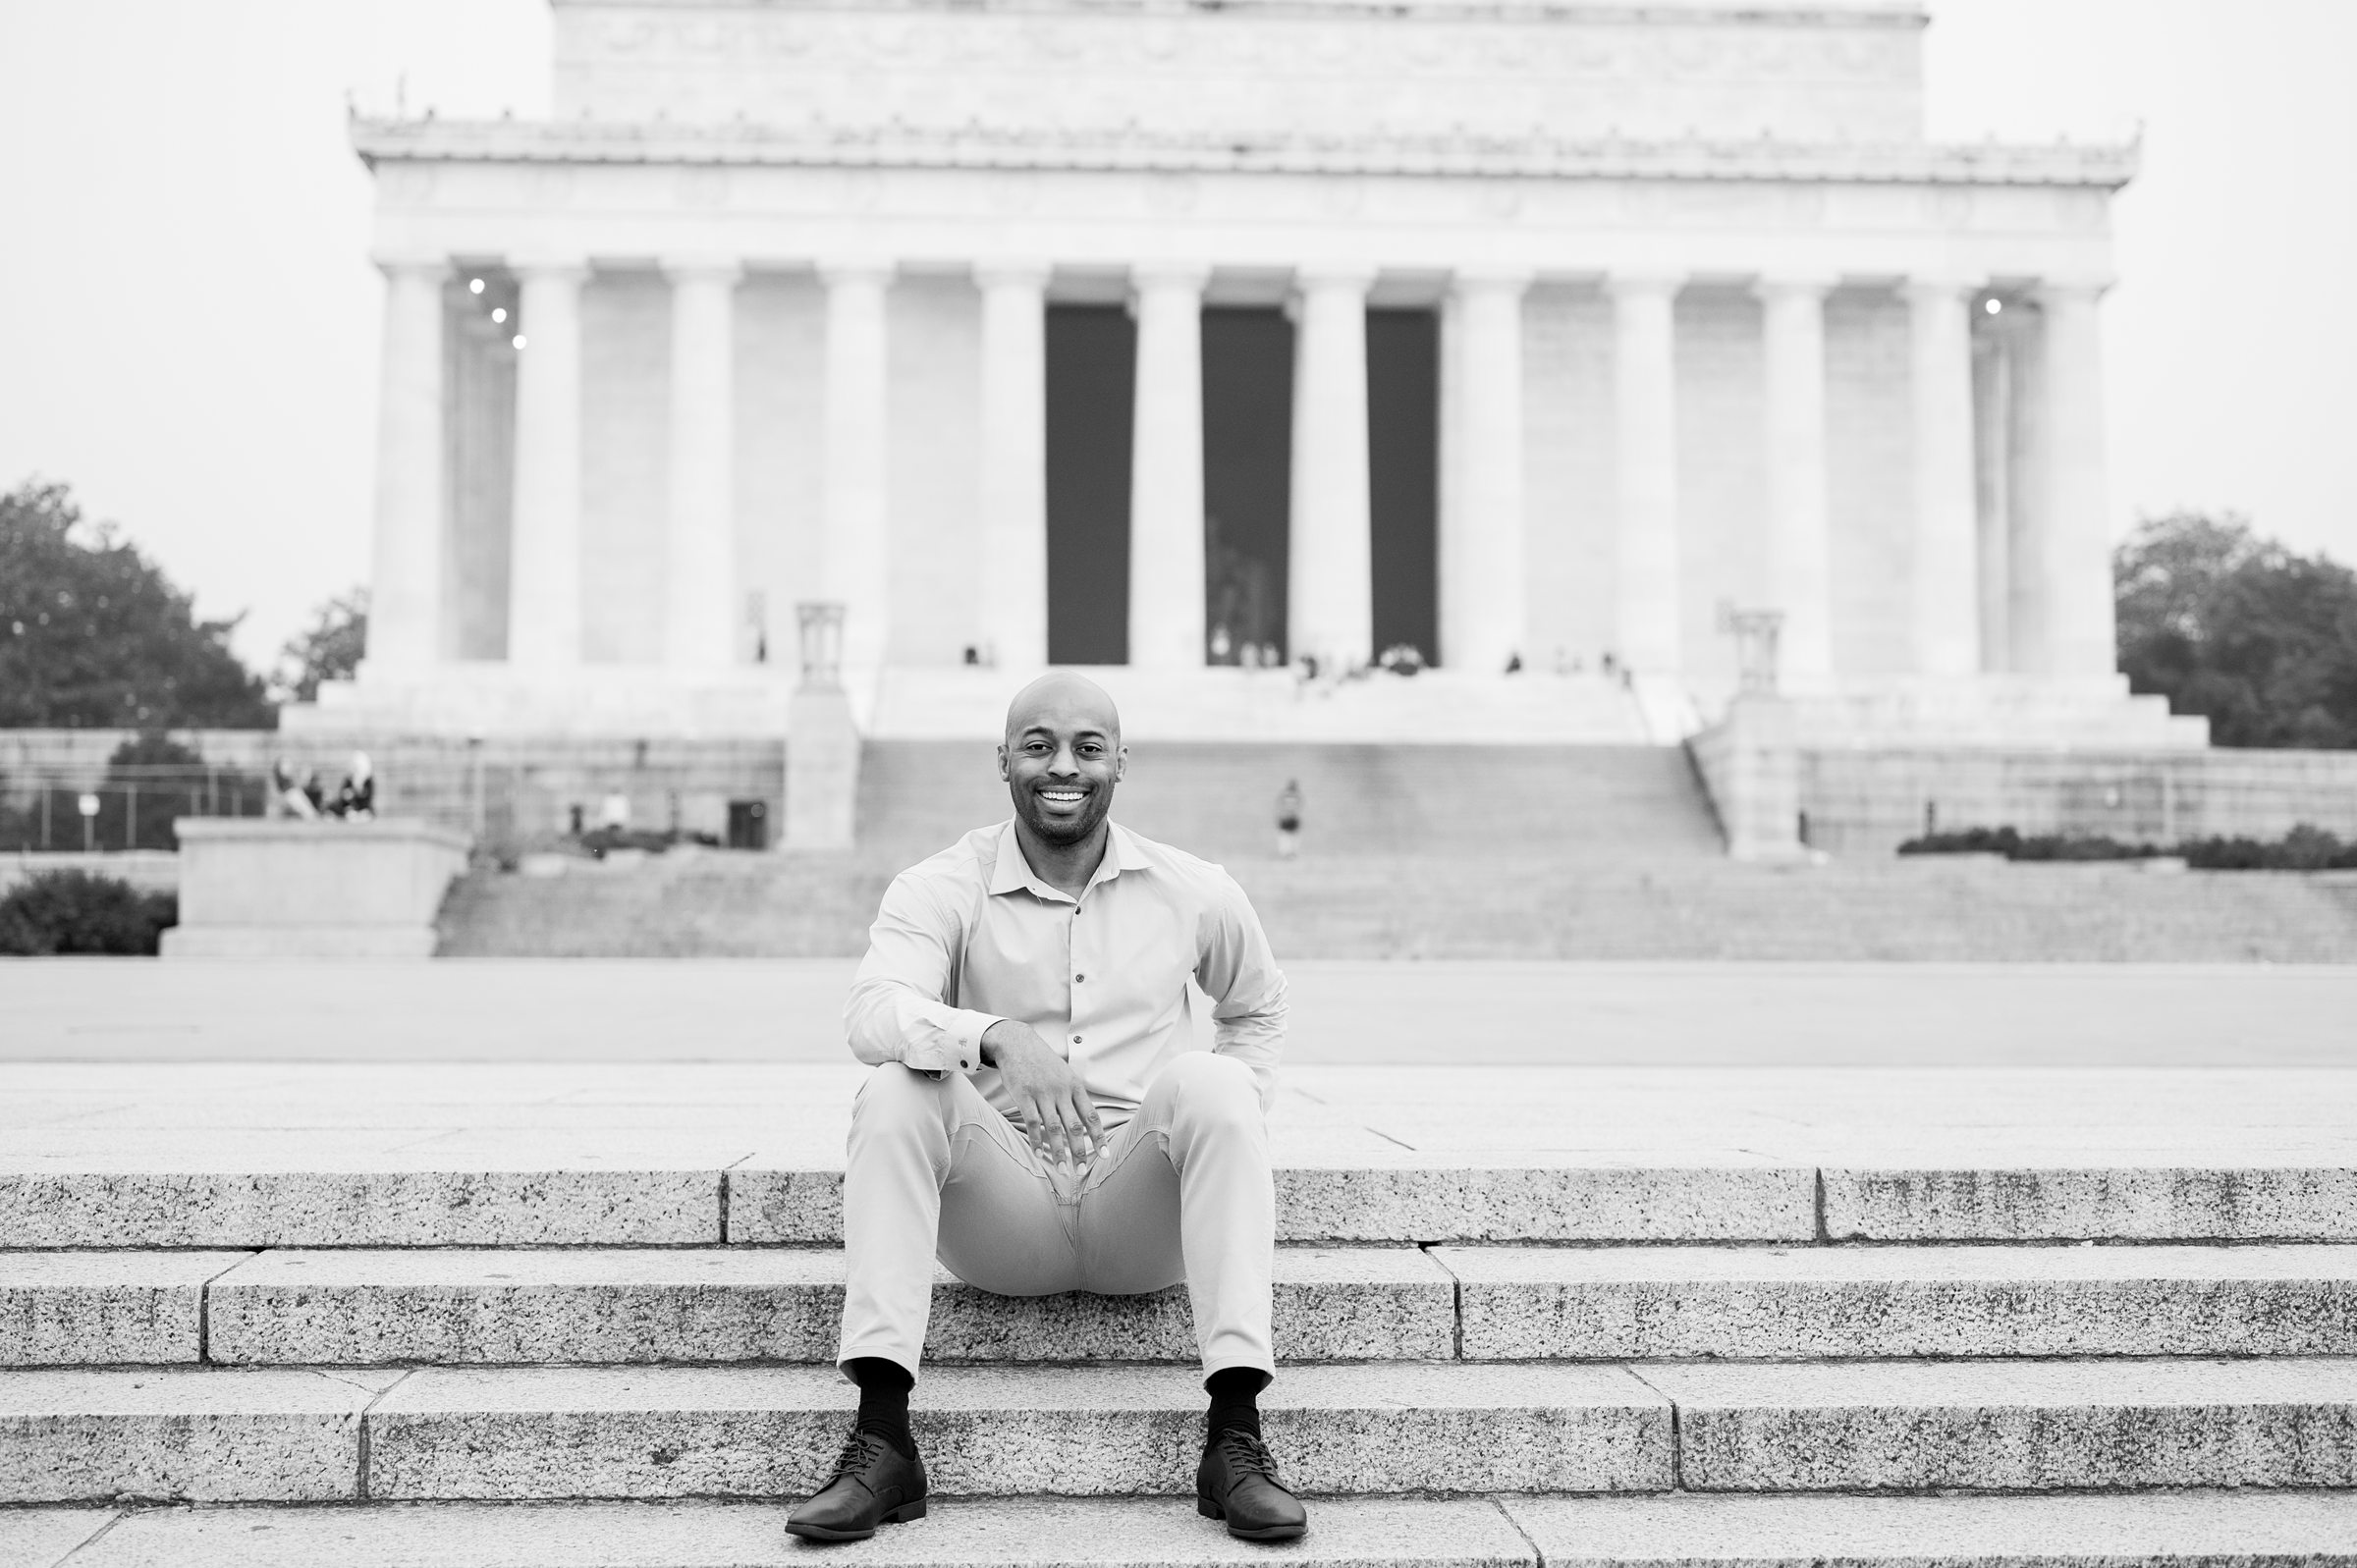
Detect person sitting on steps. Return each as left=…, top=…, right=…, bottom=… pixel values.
left=788, top=672, right=1306, bottom=1545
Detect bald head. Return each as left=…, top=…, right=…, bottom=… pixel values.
left=1003, top=672, right=1122, bottom=750
left=999, top=673, right=1125, bottom=847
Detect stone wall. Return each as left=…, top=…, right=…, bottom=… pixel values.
left=1800, top=747, right=2357, bottom=857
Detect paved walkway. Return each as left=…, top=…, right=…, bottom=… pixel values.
left=6, top=1059, right=2354, bottom=1173
left=3, top=958, right=2353, bottom=1066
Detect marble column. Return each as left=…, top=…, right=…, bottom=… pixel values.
left=1607, top=272, right=1684, bottom=676
left=1907, top=275, right=1985, bottom=677
left=663, top=257, right=741, bottom=670
left=820, top=260, right=894, bottom=673
left=2034, top=280, right=2116, bottom=680
left=1288, top=265, right=1376, bottom=669
left=977, top=261, right=1050, bottom=669
left=1443, top=268, right=1531, bottom=675
left=508, top=255, right=588, bottom=669
left=1128, top=263, right=1210, bottom=669
left=366, top=252, right=446, bottom=672
left=1755, top=274, right=1836, bottom=686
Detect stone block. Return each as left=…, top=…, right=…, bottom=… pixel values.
left=204, top=1247, right=1453, bottom=1365
left=1825, top=1165, right=2357, bottom=1242
left=162, top=819, right=470, bottom=959
left=0, top=1170, right=721, bottom=1248
left=0, top=1254, right=251, bottom=1368
left=1644, top=1359, right=2357, bottom=1492
left=1440, top=1243, right=2357, bottom=1360
left=0, top=1368, right=399, bottom=1503
left=1503, top=1490, right=2357, bottom=1565
left=71, top=1496, right=1541, bottom=1566
left=364, top=1363, right=1669, bottom=1499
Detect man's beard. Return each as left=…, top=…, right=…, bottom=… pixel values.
left=1017, top=781, right=1114, bottom=844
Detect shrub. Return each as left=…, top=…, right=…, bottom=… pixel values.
left=1899, top=822, right=2357, bottom=871
left=0, top=870, right=178, bottom=955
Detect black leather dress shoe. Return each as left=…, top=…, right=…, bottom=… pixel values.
left=786, top=1427, right=929, bottom=1542
left=1195, top=1426, right=1308, bottom=1541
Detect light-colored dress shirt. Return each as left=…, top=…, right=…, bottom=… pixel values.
left=845, top=818, right=1288, bottom=1129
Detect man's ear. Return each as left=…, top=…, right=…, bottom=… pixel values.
left=996, top=743, right=1011, bottom=783
left=1115, top=744, right=1128, bottom=783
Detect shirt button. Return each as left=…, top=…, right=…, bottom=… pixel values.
left=1074, top=974, right=1086, bottom=983
left=1071, top=1034, right=1083, bottom=1045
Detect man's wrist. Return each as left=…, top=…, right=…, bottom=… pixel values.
left=979, top=1018, right=1015, bottom=1066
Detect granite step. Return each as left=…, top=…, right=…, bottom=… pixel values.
left=0, top=1363, right=1667, bottom=1503
left=13, top=1160, right=2357, bottom=1249
left=196, top=1247, right=1453, bottom=1367
left=9, top=1360, right=2357, bottom=1504
left=0, top=1162, right=1816, bottom=1248
left=1443, top=1242, right=2357, bottom=1360
left=1642, top=1358, right=2357, bottom=1492
left=23, top=1492, right=2357, bottom=1567
left=17, top=1244, right=2357, bottom=1370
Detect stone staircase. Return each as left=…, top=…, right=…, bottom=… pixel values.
left=6, top=1066, right=2357, bottom=1562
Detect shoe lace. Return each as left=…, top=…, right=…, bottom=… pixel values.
left=824, top=1426, right=894, bottom=1488
left=1213, top=1427, right=1283, bottom=1485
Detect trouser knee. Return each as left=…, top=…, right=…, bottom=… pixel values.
left=1163, top=1052, right=1260, bottom=1129
left=850, top=1063, right=951, bottom=1140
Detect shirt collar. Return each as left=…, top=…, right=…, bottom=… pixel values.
left=989, top=817, right=1155, bottom=899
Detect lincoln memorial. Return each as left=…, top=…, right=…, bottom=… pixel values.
left=297, top=0, right=2192, bottom=749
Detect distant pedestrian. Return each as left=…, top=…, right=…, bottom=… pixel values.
left=268, top=759, right=319, bottom=820
left=332, top=753, right=376, bottom=820
left=1274, top=779, right=1302, bottom=860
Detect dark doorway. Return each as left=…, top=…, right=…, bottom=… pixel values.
left=1202, top=308, right=1294, bottom=663
left=1045, top=305, right=1136, bottom=665
left=1367, top=308, right=1440, bottom=665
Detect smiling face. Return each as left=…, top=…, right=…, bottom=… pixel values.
left=999, top=674, right=1125, bottom=847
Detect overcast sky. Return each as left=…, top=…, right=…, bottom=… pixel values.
left=2, top=0, right=2350, bottom=669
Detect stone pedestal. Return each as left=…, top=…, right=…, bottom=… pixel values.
left=1690, top=696, right=1805, bottom=862
left=784, top=687, right=860, bottom=850
left=161, top=819, right=472, bottom=958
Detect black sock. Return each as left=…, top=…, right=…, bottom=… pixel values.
left=1205, top=1366, right=1264, bottom=1438
left=849, top=1357, right=915, bottom=1456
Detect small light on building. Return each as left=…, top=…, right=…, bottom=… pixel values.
left=1984, top=297, right=2002, bottom=315
left=491, top=307, right=507, bottom=323
left=512, top=334, right=526, bottom=350
left=469, top=277, right=485, bottom=295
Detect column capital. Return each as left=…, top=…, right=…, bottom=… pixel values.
left=1131, top=260, right=1212, bottom=292
left=2033, top=274, right=2115, bottom=305
left=1902, top=272, right=1989, bottom=304
left=1751, top=271, right=1839, bottom=302
left=1294, top=263, right=1378, bottom=296
left=1453, top=265, right=1534, bottom=295
left=1604, top=269, right=1687, bottom=301
left=370, top=248, right=447, bottom=279
left=974, top=258, right=1053, bottom=292
left=659, top=254, right=743, bottom=285
left=816, top=255, right=897, bottom=288
left=508, top=250, right=590, bottom=281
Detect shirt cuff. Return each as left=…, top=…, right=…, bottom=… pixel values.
left=904, top=1007, right=1004, bottom=1074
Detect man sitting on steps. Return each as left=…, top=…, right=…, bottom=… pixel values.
left=787, top=672, right=1308, bottom=1544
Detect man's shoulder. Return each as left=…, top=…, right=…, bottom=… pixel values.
left=1118, top=825, right=1247, bottom=902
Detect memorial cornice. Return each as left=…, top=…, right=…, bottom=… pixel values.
left=353, top=118, right=2136, bottom=189
left=549, top=0, right=1925, bottom=27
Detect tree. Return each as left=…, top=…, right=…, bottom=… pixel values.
left=2115, top=511, right=2357, bottom=749
left=273, top=588, right=369, bottom=704
left=0, top=480, right=273, bottom=729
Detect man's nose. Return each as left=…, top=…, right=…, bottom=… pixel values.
left=1050, top=741, right=1080, bottom=775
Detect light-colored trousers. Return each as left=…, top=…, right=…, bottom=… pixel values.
left=838, top=1051, right=1276, bottom=1384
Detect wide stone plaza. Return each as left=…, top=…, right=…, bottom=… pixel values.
left=5, top=958, right=2357, bottom=1561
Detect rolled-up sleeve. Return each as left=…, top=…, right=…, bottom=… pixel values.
left=844, top=867, right=1004, bottom=1075
left=1195, top=871, right=1288, bottom=1111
